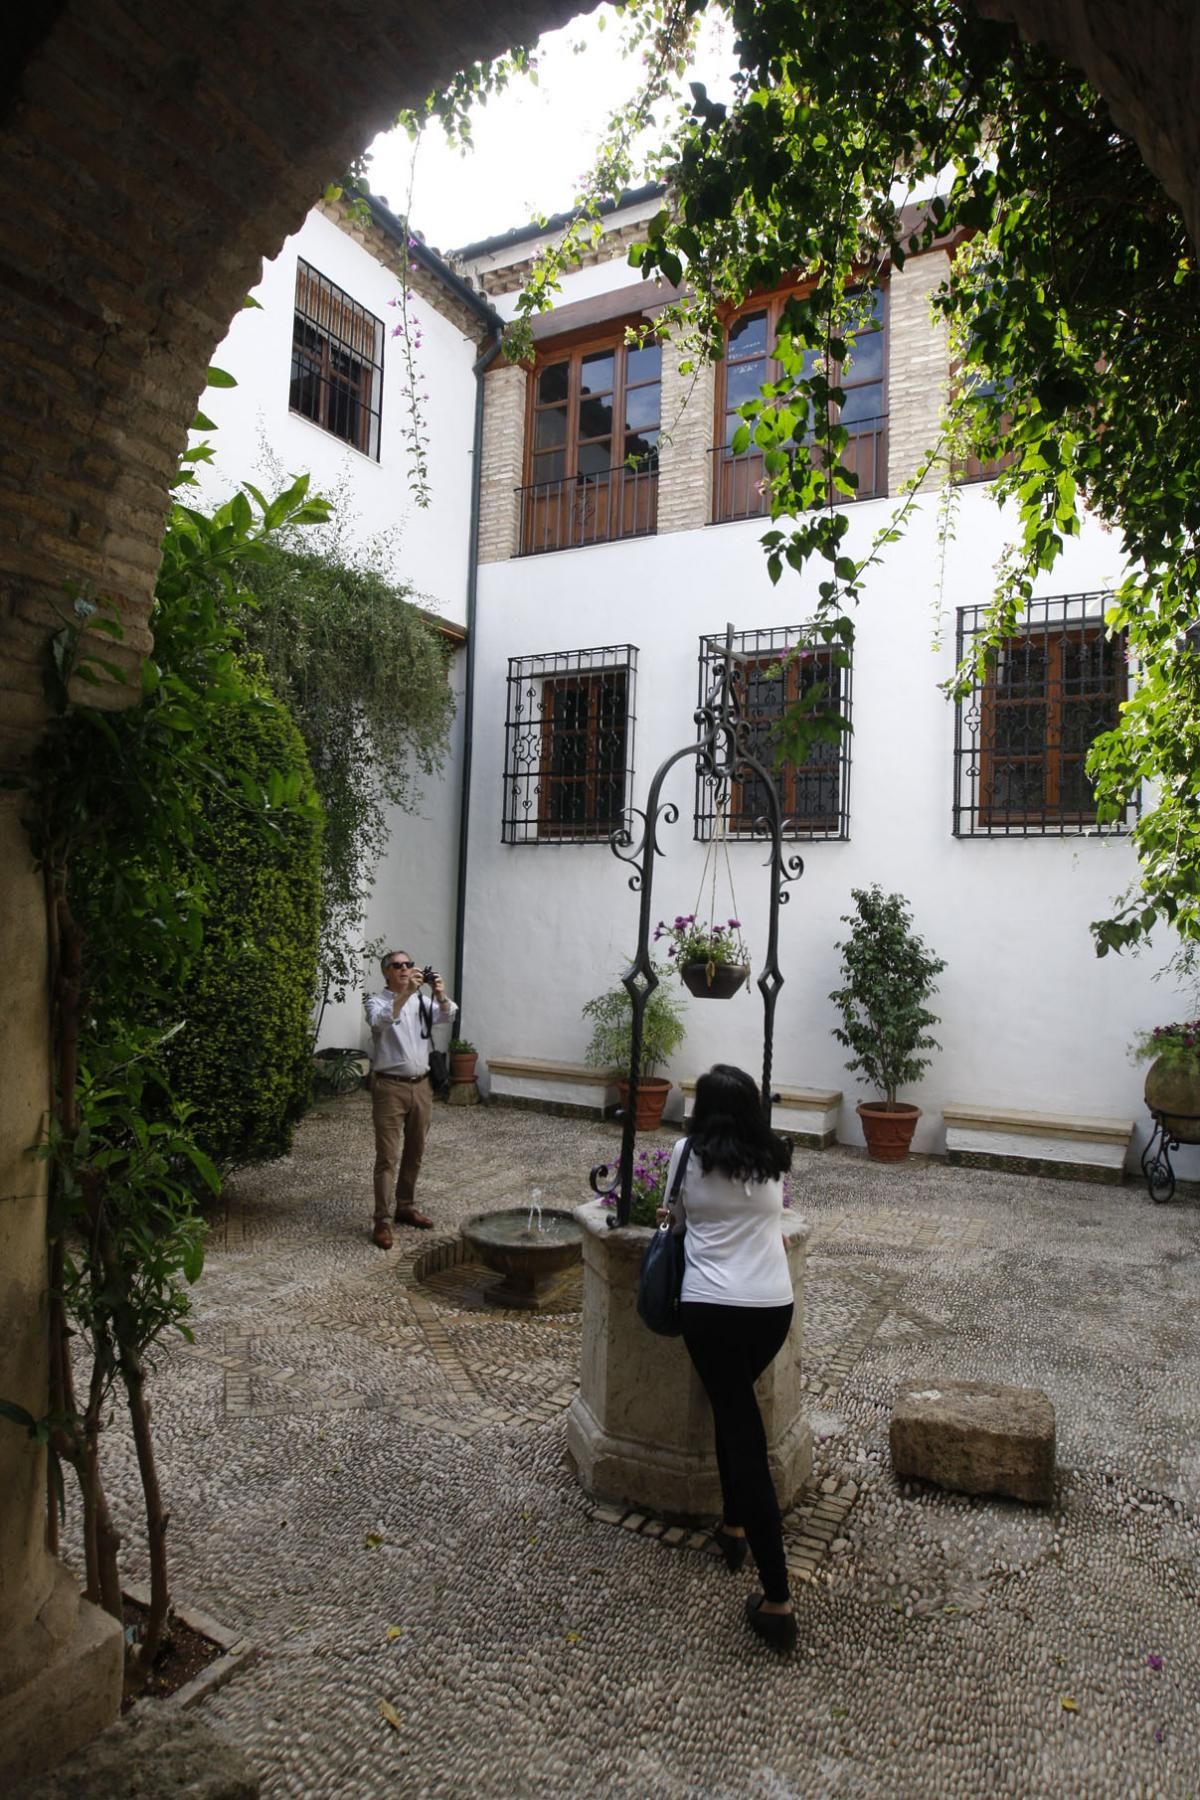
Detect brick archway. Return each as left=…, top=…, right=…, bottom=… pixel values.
left=0, top=0, right=583, bottom=761
left=0, top=3, right=582, bottom=1781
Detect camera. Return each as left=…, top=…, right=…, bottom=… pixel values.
left=422, top=965, right=437, bottom=986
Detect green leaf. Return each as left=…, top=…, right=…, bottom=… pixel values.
left=206, top=367, right=238, bottom=388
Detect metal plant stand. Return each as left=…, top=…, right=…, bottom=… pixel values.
left=1141, top=1109, right=1200, bottom=1204
left=590, top=622, right=803, bottom=1225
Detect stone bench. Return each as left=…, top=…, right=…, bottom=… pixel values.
left=681, top=1080, right=841, bottom=1148
left=487, top=1056, right=623, bottom=1121
left=943, top=1101, right=1133, bottom=1185
left=890, top=1378, right=1056, bottom=1506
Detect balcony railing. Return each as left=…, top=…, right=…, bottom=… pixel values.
left=710, top=419, right=888, bottom=523
left=517, top=463, right=659, bottom=556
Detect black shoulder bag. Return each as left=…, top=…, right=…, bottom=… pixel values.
left=636, top=1139, right=693, bottom=1337
left=418, top=995, right=451, bottom=1099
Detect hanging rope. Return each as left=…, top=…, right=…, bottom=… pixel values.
left=691, top=779, right=746, bottom=988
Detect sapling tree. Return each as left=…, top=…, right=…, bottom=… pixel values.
left=829, top=886, right=946, bottom=1108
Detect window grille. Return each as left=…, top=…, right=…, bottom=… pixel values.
left=290, top=259, right=383, bottom=459
left=502, top=645, right=638, bottom=844
left=695, top=626, right=851, bottom=840
left=953, top=592, right=1135, bottom=836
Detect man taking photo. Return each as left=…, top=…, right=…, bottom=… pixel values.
left=364, top=950, right=456, bottom=1249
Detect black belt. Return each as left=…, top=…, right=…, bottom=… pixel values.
left=375, top=1070, right=429, bottom=1083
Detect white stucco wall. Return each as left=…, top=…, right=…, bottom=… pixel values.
left=462, top=480, right=1195, bottom=1174
left=184, top=206, right=479, bottom=1056
left=190, top=208, right=478, bottom=616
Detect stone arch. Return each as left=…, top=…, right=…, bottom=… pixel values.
left=0, top=3, right=581, bottom=1781
left=0, top=0, right=582, bottom=760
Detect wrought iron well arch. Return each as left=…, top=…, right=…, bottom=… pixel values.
left=590, top=622, right=804, bottom=1225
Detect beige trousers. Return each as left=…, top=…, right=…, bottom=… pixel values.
left=371, top=1074, right=433, bottom=1221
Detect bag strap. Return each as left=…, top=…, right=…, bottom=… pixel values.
left=667, top=1139, right=692, bottom=1217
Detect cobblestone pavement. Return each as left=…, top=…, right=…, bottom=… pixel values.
left=90, top=1095, right=1200, bottom=1797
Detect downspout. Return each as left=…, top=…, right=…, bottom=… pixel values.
left=452, top=328, right=505, bottom=1035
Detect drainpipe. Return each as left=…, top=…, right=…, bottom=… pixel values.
left=452, top=328, right=504, bottom=1036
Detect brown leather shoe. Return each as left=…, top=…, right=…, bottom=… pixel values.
left=372, top=1221, right=394, bottom=1250
left=394, top=1206, right=433, bottom=1229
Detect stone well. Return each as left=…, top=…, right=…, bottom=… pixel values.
left=566, top=1200, right=811, bottom=1518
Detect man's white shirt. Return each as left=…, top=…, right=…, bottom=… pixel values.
left=364, top=989, right=457, bottom=1077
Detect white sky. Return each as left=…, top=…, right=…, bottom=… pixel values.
left=365, top=5, right=735, bottom=254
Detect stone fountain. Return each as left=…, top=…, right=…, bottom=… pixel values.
left=461, top=1192, right=583, bottom=1311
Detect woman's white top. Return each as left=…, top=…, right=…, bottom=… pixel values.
left=665, top=1136, right=792, bottom=1308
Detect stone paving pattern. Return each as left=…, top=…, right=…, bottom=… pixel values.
left=77, top=1095, right=1200, bottom=1796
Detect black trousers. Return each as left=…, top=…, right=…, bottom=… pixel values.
left=679, top=1300, right=794, bottom=1605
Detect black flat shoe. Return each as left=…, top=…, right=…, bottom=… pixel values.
left=714, top=1527, right=748, bottom=1573
left=745, top=1592, right=797, bottom=1652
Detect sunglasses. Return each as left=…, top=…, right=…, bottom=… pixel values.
left=386, top=959, right=415, bottom=972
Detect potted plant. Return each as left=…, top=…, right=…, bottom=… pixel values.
left=654, top=914, right=750, bottom=999
left=582, top=963, right=686, bottom=1130
left=1132, top=1019, right=1200, bottom=1141
left=829, top=885, right=946, bottom=1162
left=449, top=1037, right=478, bottom=1084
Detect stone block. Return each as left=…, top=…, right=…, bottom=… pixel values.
left=13, top=1702, right=259, bottom=1799
left=890, top=1378, right=1055, bottom=1506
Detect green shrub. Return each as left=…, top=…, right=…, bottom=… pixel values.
left=165, top=661, right=322, bottom=1167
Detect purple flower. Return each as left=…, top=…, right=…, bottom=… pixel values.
left=728, top=918, right=741, bottom=929
left=1147, top=1653, right=1163, bottom=1670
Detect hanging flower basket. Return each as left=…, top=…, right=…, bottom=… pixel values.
left=680, top=959, right=751, bottom=999
left=655, top=915, right=751, bottom=1001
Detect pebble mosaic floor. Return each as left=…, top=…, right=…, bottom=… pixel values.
left=80, top=1094, right=1200, bottom=1797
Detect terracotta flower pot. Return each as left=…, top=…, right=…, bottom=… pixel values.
left=1144, top=1056, right=1200, bottom=1143
left=449, top=1050, right=478, bottom=1084
left=680, top=960, right=750, bottom=999
left=857, top=1100, right=921, bottom=1162
left=617, top=1076, right=672, bottom=1132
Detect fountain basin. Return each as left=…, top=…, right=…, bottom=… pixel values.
left=461, top=1208, right=583, bottom=1311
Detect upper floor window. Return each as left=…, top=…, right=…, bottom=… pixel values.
left=290, top=260, right=383, bottom=459
left=519, top=340, right=661, bottom=554
left=502, top=645, right=637, bottom=843
left=695, top=627, right=851, bottom=841
left=953, top=593, right=1134, bottom=836
left=713, top=288, right=887, bottom=522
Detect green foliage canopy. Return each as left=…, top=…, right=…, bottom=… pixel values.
left=497, top=0, right=1200, bottom=956
left=242, top=551, right=456, bottom=1008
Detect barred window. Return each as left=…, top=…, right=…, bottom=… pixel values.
left=503, top=646, right=637, bottom=843
left=954, top=594, right=1134, bottom=836
left=695, top=626, right=851, bottom=840
left=290, top=260, right=383, bottom=459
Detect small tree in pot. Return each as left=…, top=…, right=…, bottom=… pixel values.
left=582, top=963, right=686, bottom=1130
left=830, top=885, right=946, bottom=1161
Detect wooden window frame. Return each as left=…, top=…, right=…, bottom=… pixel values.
left=290, top=259, right=383, bottom=460
left=536, top=669, right=630, bottom=841
left=730, top=650, right=844, bottom=835
left=979, top=624, right=1126, bottom=827
left=520, top=330, right=661, bottom=554
left=713, top=285, right=888, bottom=520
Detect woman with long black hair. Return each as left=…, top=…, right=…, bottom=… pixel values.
left=658, top=1062, right=797, bottom=1650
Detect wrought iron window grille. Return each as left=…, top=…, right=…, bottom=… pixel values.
left=695, top=627, right=851, bottom=841
left=953, top=592, right=1136, bottom=837
left=290, top=258, right=384, bottom=460
left=516, top=459, right=659, bottom=556
left=502, top=645, right=638, bottom=845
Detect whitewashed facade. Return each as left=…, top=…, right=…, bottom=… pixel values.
left=198, top=188, right=1195, bottom=1178
left=192, top=197, right=488, bottom=1048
